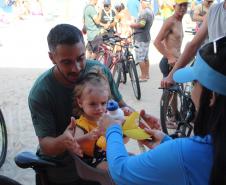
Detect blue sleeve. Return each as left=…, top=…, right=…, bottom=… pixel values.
left=161, top=134, right=172, bottom=143
left=106, top=125, right=187, bottom=185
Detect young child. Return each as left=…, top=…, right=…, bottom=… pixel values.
left=73, top=69, right=111, bottom=170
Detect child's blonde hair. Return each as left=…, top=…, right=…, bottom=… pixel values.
left=73, top=67, right=111, bottom=117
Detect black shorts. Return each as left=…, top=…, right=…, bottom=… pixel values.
left=86, top=35, right=103, bottom=53
left=159, top=57, right=173, bottom=78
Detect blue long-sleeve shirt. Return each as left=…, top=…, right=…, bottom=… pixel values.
left=106, top=124, right=212, bottom=185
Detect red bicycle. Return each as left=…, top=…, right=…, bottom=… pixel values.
left=97, top=33, right=141, bottom=100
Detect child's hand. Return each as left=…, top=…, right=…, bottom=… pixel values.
left=89, top=128, right=101, bottom=140
left=121, top=106, right=133, bottom=116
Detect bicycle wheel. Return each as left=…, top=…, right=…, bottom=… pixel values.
left=160, top=90, right=182, bottom=135
left=112, top=62, right=122, bottom=88
left=128, top=59, right=141, bottom=100
left=121, top=60, right=127, bottom=84
left=0, top=109, right=7, bottom=168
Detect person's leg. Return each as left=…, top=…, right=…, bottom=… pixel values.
left=145, top=60, right=150, bottom=79
left=138, top=62, right=146, bottom=79
left=144, top=60, right=150, bottom=79
left=144, top=42, right=150, bottom=79
left=135, top=41, right=147, bottom=81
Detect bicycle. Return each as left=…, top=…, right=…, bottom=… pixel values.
left=160, top=83, right=196, bottom=138
left=0, top=108, right=7, bottom=168
left=99, top=33, right=141, bottom=100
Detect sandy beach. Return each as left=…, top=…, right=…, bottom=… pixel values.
left=0, top=7, right=195, bottom=184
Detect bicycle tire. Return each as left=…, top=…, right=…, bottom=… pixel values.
left=112, top=62, right=122, bottom=88
left=128, top=59, right=141, bottom=100
left=160, top=90, right=171, bottom=134
left=121, top=60, right=127, bottom=84
left=0, top=109, right=7, bottom=168
left=160, top=89, right=182, bottom=135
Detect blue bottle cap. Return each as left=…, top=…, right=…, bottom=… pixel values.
left=107, top=100, right=119, bottom=111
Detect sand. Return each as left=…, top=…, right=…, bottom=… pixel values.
left=0, top=68, right=45, bottom=185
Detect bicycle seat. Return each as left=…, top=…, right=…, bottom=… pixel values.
left=14, top=151, right=56, bottom=169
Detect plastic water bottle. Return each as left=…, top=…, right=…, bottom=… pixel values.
left=107, top=100, right=124, bottom=120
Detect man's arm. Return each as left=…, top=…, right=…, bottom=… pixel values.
left=86, top=5, right=100, bottom=25
left=130, top=20, right=145, bottom=29
left=154, top=19, right=173, bottom=59
left=168, top=17, right=208, bottom=76
left=29, top=96, right=82, bottom=157
left=161, top=16, right=208, bottom=87
left=38, top=117, right=82, bottom=157
left=92, top=7, right=101, bottom=25
left=193, top=5, right=205, bottom=22
left=39, top=136, right=67, bottom=156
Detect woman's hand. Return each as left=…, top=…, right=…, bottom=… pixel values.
left=99, top=114, right=124, bottom=130
left=140, top=110, right=161, bottom=130
left=140, top=128, right=165, bottom=149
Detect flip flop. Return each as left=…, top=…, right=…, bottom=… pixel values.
left=139, top=77, right=148, bottom=82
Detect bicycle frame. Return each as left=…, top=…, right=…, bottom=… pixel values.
left=160, top=83, right=196, bottom=138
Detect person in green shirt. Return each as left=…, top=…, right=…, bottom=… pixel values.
left=28, top=23, right=160, bottom=185
left=28, top=23, right=125, bottom=185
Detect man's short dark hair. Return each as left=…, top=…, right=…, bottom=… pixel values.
left=47, top=24, right=84, bottom=52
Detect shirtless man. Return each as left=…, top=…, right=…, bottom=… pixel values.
left=161, top=0, right=226, bottom=88
left=154, top=0, right=188, bottom=78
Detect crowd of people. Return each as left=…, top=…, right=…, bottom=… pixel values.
left=83, top=0, right=154, bottom=81
left=7, top=0, right=225, bottom=184
left=0, top=0, right=43, bottom=22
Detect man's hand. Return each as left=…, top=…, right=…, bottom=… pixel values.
left=167, top=56, right=177, bottom=66
left=140, top=128, right=165, bottom=149
left=139, top=110, right=161, bottom=130
left=88, top=128, right=102, bottom=140
left=62, top=117, right=83, bottom=157
left=161, top=74, right=175, bottom=88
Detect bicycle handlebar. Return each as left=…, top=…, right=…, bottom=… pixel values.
left=102, top=31, right=142, bottom=43
left=102, top=32, right=141, bottom=49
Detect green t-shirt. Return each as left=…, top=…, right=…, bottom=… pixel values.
left=84, top=5, right=101, bottom=41
left=28, top=60, right=122, bottom=183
